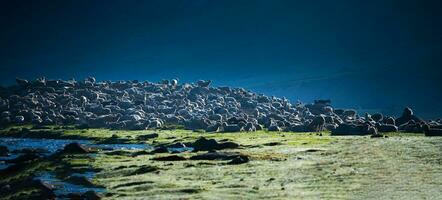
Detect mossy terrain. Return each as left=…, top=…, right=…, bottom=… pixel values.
left=1, top=127, right=441, bottom=199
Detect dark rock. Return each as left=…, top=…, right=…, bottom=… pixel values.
left=150, top=146, right=169, bottom=154
left=130, top=165, right=159, bottom=175
left=377, top=124, right=398, bottom=132
left=268, top=125, right=281, bottom=132
left=398, top=120, right=425, bottom=133
left=0, top=145, right=8, bottom=156
left=196, top=80, right=212, bottom=87
left=152, top=155, right=187, bottom=161
left=306, top=116, right=325, bottom=132
left=67, top=193, right=83, bottom=199
left=189, top=151, right=241, bottom=160
left=423, top=124, right=442, bottom=136
left=396, top=107, right=422, bottom=126
left=136, top=133, right=159, bottom=140
left=60, top=142, right=90, bottom=154
left=371, top=113, right=383, bottom=122
left=222, top=123, right=243, bottom=132
left=31, top=179, right=55, bottom=199
left=385, top=117, right=396, bottom=125
left=82, top=190, right=102, bottom=200
left=191, top=137, right=239, bottom=151
left=217, top=141, right=240, bottom=149
left=331, top=123, right=371, bottom=135
left=5, top=152, right=40, bottom=164
left=65, top=175, right=96, bottom=187
left=227, top=155, right=250, bottom=165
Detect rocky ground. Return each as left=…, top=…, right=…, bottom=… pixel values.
left=0, top=78, right=441, bottom=199
left=0, top=126, right=441, bottom=200
left=1, top=77, right=442, bottom=136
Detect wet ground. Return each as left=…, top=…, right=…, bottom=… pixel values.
left=1, top=127, right=441, bottom=199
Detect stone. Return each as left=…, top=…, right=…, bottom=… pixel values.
left=396, top=107, right=422, bottom=126
left=423, top=124, right=442, bottom=136
left=268, top=125, right=281, bottom=132
left=331, top=123, right=371, bottom=135
left=371, top=113, right=383, bottom=122
left=152, top=155, right=187, bottom=161
left=227, top=155, right=250, bottom=165
left=377, top=124, right=398, bottom=132
left=82, top=190, right=102, bottom=200
left=190, top=151, right=241, bottom=160
left=191, top=137, right=239, bottom=151
left=306, top=116, right=325, bottom=132
left=0, top=145, right=9, bottom=156
left=65, top=176, right=95, bottom=187
left=60, top=142, right=90, bottom=154
left=136, top=133, right=159, bottom=140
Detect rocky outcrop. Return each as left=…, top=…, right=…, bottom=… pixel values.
left=0, top=77, right=436, bottom=134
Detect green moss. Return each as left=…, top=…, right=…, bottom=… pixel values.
left=1, top=127, right=441, bottom=199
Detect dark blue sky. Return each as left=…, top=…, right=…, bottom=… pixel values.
left=1, top=0, right=441, bottom=118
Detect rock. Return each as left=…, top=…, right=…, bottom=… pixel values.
left=367, top=126, right=378, bottom=135
left=371, top=113, right=383, bottom=122
left=192, top=137, right=218, bottom=151
left=331, top=123, right=371, bottom=135
left=150, top=146, right=169, bottom=154
left=130, top=165, right=159, bottom=175
left=306, top=116, right=325, bottom=132
left=227, top=155, right=249, bottom=165
left=136, top=133, right=159, bottom=140
left=6, top=152, right=40, bottom=164
left=152, top=155, right=187, bottom=161
left=396, top=107, right=422, bottom=126
left=377, top=124, right=398, bottom=132
left=65, top=175, right=95, bottom=187
left=191, top=137, right=239, bottom=151
left=67, top=193, right=83, bottom=199
left=31, top=179, right=55, bottom=199
left=14, top=115, right=25, bottom=124
left=82, top=190, right=102, bottom=200
left=423, top=124, right=442, bottom=136
left=190, top=151, right=241, bottom=160
left=15, top=78, right=30, bottom=87
left=343, top=109, right=357, bottom=118
left=268, top=125, right=281, bottom=132
left=60, top=142, right=90, bottom=154
left=398, top=120, right=425, bottom=133
left=0, top=145, right=8, bottom=156
left=385, top=117, right=396, bottom=125
left=0, top=77, right=439, bottom=135
left=196, top=80, right=212, bottom=87
left=171, top=79, right=178, bottom=86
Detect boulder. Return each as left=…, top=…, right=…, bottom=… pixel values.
left=190, top=151, right=241, bottom=160
left=65, top=176, right=95, bottom=187
left=331, top=123, right=371, bottom=135
left=82, top=190, right=102, bottom=200
left=268, top=125, right=281, bottom=132
left=306, top=116, right=325, bottom=132
left=227, top=155, right=249, bottom=165
left=0, top=145, right=9, bottom=156
left=396, top=107, right=422, bottom=126
left=192, top=137, right=239, bottom=151
left=423, top=124, right=442, bottom=136
left=152, top=155, right=187, bottom=161
left=136, top=133, right=159, bottom=140
left=222, top=123, right=243, bottom=132
left=377, top=124, right=398, bottom=132
left=371, top=113, right=383, bottom=122
left=60, top=142, right=90, bottom=154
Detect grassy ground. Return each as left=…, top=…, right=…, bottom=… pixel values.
left=1, top=128, right=441, bottom=199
